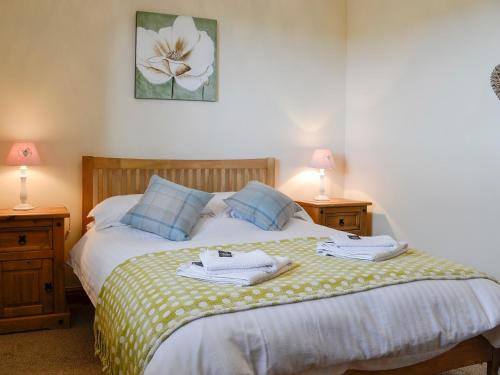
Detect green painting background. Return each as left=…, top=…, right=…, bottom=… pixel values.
left=135, top=11, right=217, bottom=101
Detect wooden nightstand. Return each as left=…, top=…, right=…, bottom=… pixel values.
left=0, top=207, right=70, bottom=333
left=296, top=199, right=372, bottom=236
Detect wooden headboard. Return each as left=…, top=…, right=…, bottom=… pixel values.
left=81, top=156, right=276, bottom=234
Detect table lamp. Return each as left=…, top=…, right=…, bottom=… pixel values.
left=310, top=148, right=335, bottom=201
left=6, top=142, right=40, bottom=210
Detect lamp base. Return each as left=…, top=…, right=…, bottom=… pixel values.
left=314, top=194, right=330, bottom=201
left=13, top=203, right=35, bottom=211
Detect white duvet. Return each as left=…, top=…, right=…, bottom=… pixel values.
left=69, top=215, right=500, bottom=375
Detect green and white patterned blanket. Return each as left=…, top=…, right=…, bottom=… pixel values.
left=94, top=237, right=494, bottom=375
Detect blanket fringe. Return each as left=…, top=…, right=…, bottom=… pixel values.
left=94, top=324, right=112, bottom=374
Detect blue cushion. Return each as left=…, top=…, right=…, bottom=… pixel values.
left=121, top=175, right=214, bottom=241
left=223, top=181, right=300, bottom=231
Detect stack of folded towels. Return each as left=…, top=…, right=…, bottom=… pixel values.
left=317, top=233, right=408, bottom=261
left=177, top=249, right=292, bottom=286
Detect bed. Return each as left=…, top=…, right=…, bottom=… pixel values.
left=70, top=156, right=500, bottom=375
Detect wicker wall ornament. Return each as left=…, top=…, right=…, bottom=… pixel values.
left=492, top=64, right=500, bottom=101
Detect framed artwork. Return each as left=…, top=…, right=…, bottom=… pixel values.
left=135, top=11, right=217, bottom=101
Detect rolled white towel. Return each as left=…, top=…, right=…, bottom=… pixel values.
left=200, top=249, right=275, bottom=271
left=328, top=234, right=398, bottom=248
left=177, top=256, right=292, bottom=286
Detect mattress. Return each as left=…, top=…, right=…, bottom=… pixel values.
left=69, top=215, right=500, bottom=375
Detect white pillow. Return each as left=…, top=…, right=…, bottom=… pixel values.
left=204, top=192, right=235, bottom=217
left=88, top=192, right=235, bottom=231
left=88, top=194, right=142, bottom=231
left=293, top=208, right=314, bottom=223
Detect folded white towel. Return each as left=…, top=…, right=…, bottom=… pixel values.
left=199, top=249, right=275, bottom=272
left=317, top=241, right=408, bottom=262
left=177, top=256, right=292, bottom=286
left=200, top=265, right=278, bottom=275
left=328, top=234, right=398, bottom=248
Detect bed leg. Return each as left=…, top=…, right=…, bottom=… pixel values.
left=487, top=348, right=500, bottom=375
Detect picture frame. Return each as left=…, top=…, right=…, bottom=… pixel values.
left=135, top=11, right=217, bottom=101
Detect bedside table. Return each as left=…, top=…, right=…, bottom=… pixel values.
left=0, top=207, right=70, bottom=333
left=296, top=199, right=372, bottom=236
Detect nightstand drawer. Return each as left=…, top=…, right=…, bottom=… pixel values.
left=2, top=259, right=42, bottom=271
left=0, top=228, right=53, bottom=252
left=324, top=211, right=361, bottom=232
left=296, top=199, right=371, bottom=237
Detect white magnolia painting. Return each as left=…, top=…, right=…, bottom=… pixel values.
left=135, top=12, right=217, bottom=101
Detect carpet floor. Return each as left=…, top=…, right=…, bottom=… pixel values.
left=0, top=305, right=492, bottom=375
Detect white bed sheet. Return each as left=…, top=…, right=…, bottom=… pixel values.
left=69, top=216, right=500, bottom=375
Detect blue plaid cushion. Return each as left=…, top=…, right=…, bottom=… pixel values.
left=121, top=175, right=214, bottom=241
left=223, top=181, right=300, bottom=231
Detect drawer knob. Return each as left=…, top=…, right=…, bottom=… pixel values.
left=339, top=218, right=345, bottom=227
left=44, top=282, right=54, bottom=293
left=18, top=234, right=27, bottom=246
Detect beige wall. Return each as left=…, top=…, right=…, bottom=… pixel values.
left=345, top=0, right=500, bottom=278
left=0, top=0, right=347, bottom=285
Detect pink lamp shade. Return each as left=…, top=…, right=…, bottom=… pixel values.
left=310, top=148, right=335, bottom=170
left=6, top=142, right=41, bottom=166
